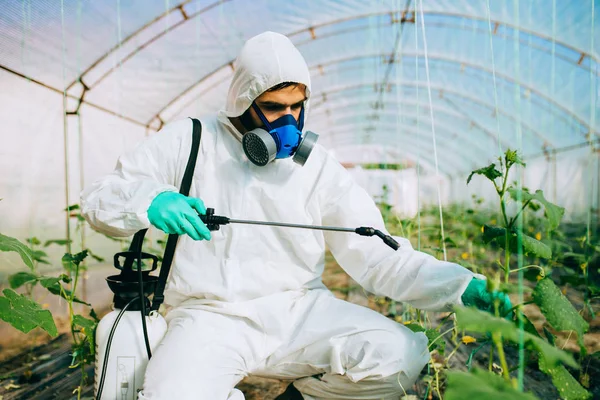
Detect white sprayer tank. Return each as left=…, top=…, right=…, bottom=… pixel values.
left=95, top=309, right=167, bottom=400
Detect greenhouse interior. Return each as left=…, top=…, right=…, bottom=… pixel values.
left=0, top=1, right=598, bottom=399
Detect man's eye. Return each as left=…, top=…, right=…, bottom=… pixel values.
left=263, top=106, right=281, bottom=111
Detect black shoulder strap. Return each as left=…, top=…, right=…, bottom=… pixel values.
left=150, top=118, right=202, bottom=311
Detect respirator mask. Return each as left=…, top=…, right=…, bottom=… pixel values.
left=242, top=102, right=318, bottom=166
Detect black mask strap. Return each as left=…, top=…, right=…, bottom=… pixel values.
left=239, top=108, right=256, bottom=132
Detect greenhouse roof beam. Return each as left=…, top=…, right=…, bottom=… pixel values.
left=0, top=64, right=149, bottom=128
left=287, top=11, right=596, bottom=64
left=69, top=6, right=596, bottom=110
left=65, top=0, right=229, bottom=91
left=158, top=52, right=587, bottom=142
left=309, top=53, right=592, bottom=138
left=292, top=16, right=596, bottom=74
left=309, top=82, right=555, bottom=149
left=309, top=103, right=512, bottom=152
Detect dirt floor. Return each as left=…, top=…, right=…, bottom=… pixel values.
left=0, top=255, right=598, bottom=399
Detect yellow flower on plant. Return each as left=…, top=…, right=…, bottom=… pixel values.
left=394, top=315, right=403, bottom=323
left=535, top=232, right=542, bottom=241
left=462, top=335, right=477, bottom=345
left=581, top=263, right=587, bottom=272
left=461, top=252, right=469, bottom=260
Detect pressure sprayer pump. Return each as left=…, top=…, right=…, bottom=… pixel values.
left=94, top=208, right=399, bottom=399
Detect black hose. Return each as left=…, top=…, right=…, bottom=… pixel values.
left=137, top=252, right=152, bottom=360
left=96, top=297, right=138, bottom=400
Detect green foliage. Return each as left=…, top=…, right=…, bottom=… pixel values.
left=44, top=239, right=73, bottom=247
left=532, top=278, right=589, bottom=354
left=505, top=149, right=526, bottom=168
left=31, top=249, right=51, bottom=264
left=445, top=368, right=538, bottom=400
left=0, top=288, right=58, bottom=337
left=404, top=323, right=446, bottom=355
left=61, top=250, right=88, bottom=272
left=467, top=164, right=502, bottom=185
left=508, top=189, right=565, bottom=230
left=73, top=314, right=96, bottom=360
left=0, top=233, right=35, bottom=270
left=482, top=225, right=552, bottom=259
left=40, top=275, right=89, bottom=305
left=538, top=357, right=591, bottom=400
left=0, top=205, right=105, bottom=399
left=453, top=306, right=577, bottom=370
left=8, top=271, right=38, bottom=289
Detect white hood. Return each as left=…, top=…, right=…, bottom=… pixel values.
left=219, top=31, right=312, bottom=120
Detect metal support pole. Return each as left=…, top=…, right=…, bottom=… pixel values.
left=77, top=111, right=88, bottom=302
left=552, top=149, right=557, bottom=204
left=62, top=95, right=72, bottom=255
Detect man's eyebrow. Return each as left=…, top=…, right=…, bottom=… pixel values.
left=258, top=98, right=307, bottom=107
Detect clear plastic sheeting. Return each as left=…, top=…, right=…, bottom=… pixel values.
left=0, top=0, right=598, bottom=269
left=348, top=166, right=421, bottom=218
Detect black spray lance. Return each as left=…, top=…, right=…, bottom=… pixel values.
left=198, top=208, right=400, bottom=250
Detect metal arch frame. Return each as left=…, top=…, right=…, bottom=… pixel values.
left=67, top=5, right=594, bottom=93
left=64, top=0, right=231, bottom=91
left=309, top=105, right=509, bottom=154
left=308, top=81, right=554, bottom=148
left=306, top=52, right=592, bottom=136
left=309, top=90, right=546, bottom=152
left=295, top=19, right=595, bottom=74
left=308, top=97, right=516, bottom=152
left=55, top=4, right=592, bottom=128
left=322, top=120, right=483, bottom=173
left=286, top=10, right=596, bottom=63
left=159, top=52, right=586, bottom=144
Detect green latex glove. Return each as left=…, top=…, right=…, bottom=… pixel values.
left=147, top=192, right=211, bottom=241
left=461, top=278, right=512, bottom=318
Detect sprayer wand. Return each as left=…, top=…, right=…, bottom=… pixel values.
left=199, top=208, right=399, bottom=250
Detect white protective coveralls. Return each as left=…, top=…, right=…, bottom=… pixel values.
left=81, top=31, right=475, bottom=400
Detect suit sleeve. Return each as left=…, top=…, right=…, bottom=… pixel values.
left=80, top=119, right=193, bottom=237
left=319, top=152, right=474, bottom=312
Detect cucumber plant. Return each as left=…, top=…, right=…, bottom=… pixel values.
left=445, top=149, right=592, bottom=399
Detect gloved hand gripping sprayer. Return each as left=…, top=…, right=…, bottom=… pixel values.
left=94, top=119, right=399, bottom=400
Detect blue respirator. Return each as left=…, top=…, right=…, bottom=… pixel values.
left=241, top=102, right=319, bottom=167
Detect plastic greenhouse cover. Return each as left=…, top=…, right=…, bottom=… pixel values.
left=0, top=0, right=598, bottom=263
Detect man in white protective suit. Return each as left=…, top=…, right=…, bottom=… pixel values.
left=81, top=31, right=511, bottom=400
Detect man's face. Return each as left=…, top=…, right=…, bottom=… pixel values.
left=247, top=84, right=307, bottom=129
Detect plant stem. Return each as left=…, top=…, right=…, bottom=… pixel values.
left=509, top=200, right=532, bottom=229
left=504, top=229, right=511, bottom=284
left=446, top=343, right=462, bottom=364
left=499, top=163, right=512, bottom=284
left=492, top=332, right=512, bottom=383
left=434, top=367, right=442, bottom=400
left=428, top=327, right=456, bottom=350
left=509, top=265, right=545, bottom=278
